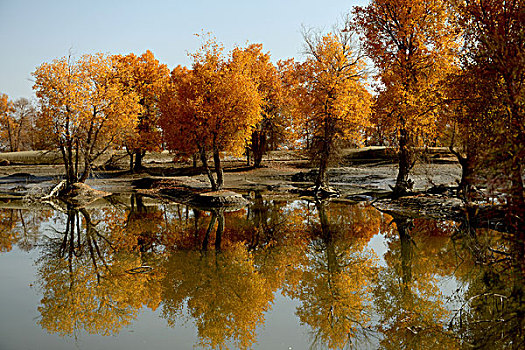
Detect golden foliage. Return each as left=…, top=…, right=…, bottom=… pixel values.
left=160, top=36, right=264, bottom=158
left=32, top=53, right=142, bottom=183
left=290, top=32, right=371, bottom=146
left=353, top=0, right=459, bottom=144
left=115, top=50, right=170, bottom=153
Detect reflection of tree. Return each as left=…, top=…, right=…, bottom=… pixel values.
left=0, top=209, right=19, bottom=252
left=249, top=195, right=311, bottom=292
left=36, top=204, right=162, bottom=337
left=289, top=201, right=380, bottom=349
left=375, top=216, right=460, bottom=349
left=0, top=208, right=50, bottom=252
left=160, top=196, right=314, bottom=349
left=450, top=226, right=525, bottom=349
left=162, top=246, right=273, bottom=349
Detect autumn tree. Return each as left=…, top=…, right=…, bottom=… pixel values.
left=33, top=53, right=142, bottom=189
left=160, top=37, right=263, bottom=191
left=454, top=0, right=524, bottom=230
left=442, top=64, right=493, bottom=198
left=0, top=93, right=12, bottom=151
left=291, top=28, right=371, bottom=192
left=353, top=0, right=460, bottom=197
left=230, top=44, right=287, bottom=167
left=116, top=50, right=170, bottom=172
left=0, top=94, right=35, bottom=152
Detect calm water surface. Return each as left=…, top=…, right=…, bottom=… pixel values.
left=0, top=194, right=523, bottom=349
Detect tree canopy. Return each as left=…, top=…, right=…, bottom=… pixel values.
left=160, top=37, right=264, bottom=190
left=32, top=53, right=142, bottom=187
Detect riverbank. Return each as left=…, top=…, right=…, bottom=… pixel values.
left=0, top=148, right=462, bottom=201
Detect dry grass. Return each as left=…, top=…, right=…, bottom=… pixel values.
left=0, top=150, right=63, bottom=164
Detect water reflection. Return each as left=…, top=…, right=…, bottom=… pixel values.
left=287, top=200, right=380, bottom=348
left=448, top=224, right=525, bottom=348
left=0, top=195, right=524, bottom=349
left=375, top=216, right=462, bottom=349
left=35, top=201, right=163, bottom=337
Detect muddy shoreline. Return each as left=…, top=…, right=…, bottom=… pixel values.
left=0, top=149, right=516, bottom=233
left=0, top=149, right=462, bottom=199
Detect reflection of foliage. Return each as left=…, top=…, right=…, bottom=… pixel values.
left=160, top=197, right=314, bottom=349
left=162, top=245, right=273, bottom=349
left=450, top=227, right=525, bottom=349
left=376, top=216, right=460, bottom=349
left=249, top=197, right=311, bottom=292
left=0, top=208, right=51, bottom=252
left=36, top=205, right=163, bottom=337
left=288, top=201, right=380, bottom=349
left=0, top=209, right=18, bottom=252
left=6, top=196, right=524, bottom=348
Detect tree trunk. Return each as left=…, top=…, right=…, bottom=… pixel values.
left=59, top=146, right=72, bottom=191
left=393, top=127, right=413, bottom=198
left=213, top=146, right=223, bottom=191
left=129, top=153, right=134, bottom=172
left=315, top=139, right=331, bottom=191
left=251, top=129, right=266, bottom=168
left=449, top=145, right=474, bottom=199
left=79, top=153, right=91, bottom=183
left=192, top=153, right=198, bottom=168
left=200, top=147, right=217, bottom=191
left=215, top=210, right=224, bottom=251
left=508, top=154, right=524, bottom=234
left=7, top=122, right=15, bottom=152
left=315, top=157, right=329, bottom=191
left=66, top=140, right=77, bottom=188
left=134, top=149, right=145, bottom=171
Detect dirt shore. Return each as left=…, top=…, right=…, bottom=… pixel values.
left=0, top=148, right=462, bottom=200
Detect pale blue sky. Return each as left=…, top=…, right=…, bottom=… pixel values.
left=0, top=0, right=368, bottom=99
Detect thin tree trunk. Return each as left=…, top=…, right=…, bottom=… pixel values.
left=213, top=146, right=223, bottom=191
left=215, top=210, right=224, bottom=251
left=200, top=147, right=217, bottom=191
left=315, top=138, right=331, bottom=191
left=129, top=153, right=134, bottom=172
left=508, top=154, right=524, bottom=234
left=252, top=129, right=266, bottom=168
left=449, top=145, right=474, bottom=199
left=66, top=140, right=76, bottom=188
left=59, top=145, right=71, bottom=190
left=7, top=122, right=15, bottom=152
left=246, top=145, right=251, bottom=166
left=192, top=153, right=198, bottom=168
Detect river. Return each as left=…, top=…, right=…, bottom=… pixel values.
left=0, top=193, right=523, bottom=349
